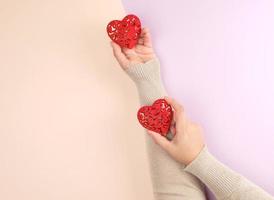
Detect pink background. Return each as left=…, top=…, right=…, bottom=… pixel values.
left=0, top=0, right=154, bottom=199
left=122, top=0, right=274, bottom=197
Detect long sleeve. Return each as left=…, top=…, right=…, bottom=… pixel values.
left=124, top=58, right=274, bottom=200
left=184, top=146, right=274, bottom=200
left=124, top=58, right=207, bottom=200
left=124, top=58, right=168, bottom=105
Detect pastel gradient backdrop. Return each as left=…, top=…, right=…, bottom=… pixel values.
left=0, top=0, right=273, bottom=200
left=122, top=0, right=274, bottom=197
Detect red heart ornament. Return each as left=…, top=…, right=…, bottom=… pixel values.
left=106, top=14, right=141, bottom=49
left=137, top=99, right=173, bottom=136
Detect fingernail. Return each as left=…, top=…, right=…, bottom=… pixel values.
left=166, top=132, right=173, bottom=141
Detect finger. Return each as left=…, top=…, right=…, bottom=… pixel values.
left=111, top=41, right=129, bottom=67
left=147, top=130, right=172, bottom=151
left=135, top=44, right=154, bottom=54
left=164, top=96, right=184, bottom=121
left=140, top=27, right=153, bottom=47
left=121, top=47, right=137, bottom=60
left=164, top=96, right=186, bottom=132
left=170, top=125, right=176, bottom=136
left=122, top=48, right=143, bottom=64
left=137, top=38, right=144, bottom=45
left=170, top=116, right=176, bottom=135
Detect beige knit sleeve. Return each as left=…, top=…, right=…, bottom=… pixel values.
left=124, top=58, right=167, bottom=105
left=184, top=146, right=274, bottom=200
left=124, top=58, right=274, bottom=200
left=124, top=58, right=207, bottom=200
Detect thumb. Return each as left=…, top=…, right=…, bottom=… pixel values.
left=147, top=130, right=172, bottom=152
left=110, top=41, right=129, bottom=69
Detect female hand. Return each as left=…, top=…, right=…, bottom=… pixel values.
left=147, top=96, right=206, bottom=166
left=110, top=27, right=156, bottom=70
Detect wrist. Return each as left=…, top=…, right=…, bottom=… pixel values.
left=184, top=146, right=243, bottom=200
left=184, top=145, right=207, bottom=166
left=124, top=58, right=161, bottom=83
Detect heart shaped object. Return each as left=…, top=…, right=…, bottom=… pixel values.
left=106, top=14, right=141, bottom=49
left=137, top=98, right=173, bottom=136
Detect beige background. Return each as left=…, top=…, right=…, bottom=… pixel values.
left=0, top=0, right=153, bottom=199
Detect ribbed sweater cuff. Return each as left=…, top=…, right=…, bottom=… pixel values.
left=184, top=146, right=242, bottom=199
left=124, top=58, right=161, bottom=82
left=124, top=58, right=167, bottom=106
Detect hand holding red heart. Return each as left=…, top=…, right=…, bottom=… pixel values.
left=137, top=98, right=173, bottom=137
left=147, top=96, right=205, bottom=166
left=108, top=14, right=156, bottom=70
left=110, top=27, right=156, bottom=70
left=107, top=14, right=142, bottom=49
